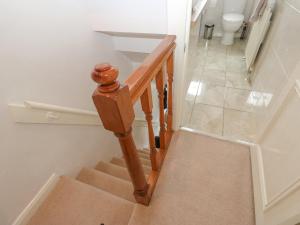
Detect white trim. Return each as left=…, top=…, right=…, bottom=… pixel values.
left=24, top=101, right=98, bottom=116
left=250, top=144, right=266, bottom=225
left=9, top=102, right=101, bottom=126
left=250, top=143, right=300, bottom=216
left=265, top=177, right=300, bottom=212
left=294, top=80, right=300, bottom=98
left=8, top=101, right=151, bottom=127
left=180, top=127, right=255, bottom=147
left=191, top=0, right=208, bottom=22
left=12, top=174, right=59, bottom=225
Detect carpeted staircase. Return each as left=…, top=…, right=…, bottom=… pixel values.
left=26, top=149, right=151, bottom=225
left=25, top=131, right=255, bottom=225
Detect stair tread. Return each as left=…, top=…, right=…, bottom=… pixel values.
left=122, top=155, right=151, bottom=167
left=95, top=161, right=131, bottom=181
left=138, top=151, right=150, bottom=160
left=77, top=168, right=135, bottom=202
left=138, top=149, right=150, bottom=155
left=110, top=157, right=151, bottom=174
left=26, top=176, right=134, bottom=225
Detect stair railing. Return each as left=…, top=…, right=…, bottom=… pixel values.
left=91, top=35, right=176, bottom=205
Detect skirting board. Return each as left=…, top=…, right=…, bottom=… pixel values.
left=8, top=101, right=153, bottom=127
left=12, top=174, right=59, bottom=225
left=250, top=144, right=266, bottom=225
left=250, top=144, right=300, bottom=225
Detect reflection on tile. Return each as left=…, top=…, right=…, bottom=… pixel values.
left=201, top=69, right=226, bottom=86
left=195, top=82, right=225, bottom=107
left=226, top=71, right=251, bottom=90
left=226, top=56, right=247, bottom=73
left=224, top=88, right=253, bottom=112
left=185, top=80, right=200, bottom=102
left=223, top=109, right=257, bottom=141
left=189, top=104, right=223, bottom=136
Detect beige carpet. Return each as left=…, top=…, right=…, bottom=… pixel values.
left=27, top=176, right=134, bottom=225
left=129, top=130, right=255, bottom=225
left=26, top=130, right=255, bottom=225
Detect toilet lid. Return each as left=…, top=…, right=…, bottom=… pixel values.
left=223, top=13, right=244, bottom=22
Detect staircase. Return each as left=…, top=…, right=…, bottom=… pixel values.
left=24, top=131, right=255, bottom=225
left=26, top=149, right=152, bottom=225
left=18, top=36, right=255, bottom=225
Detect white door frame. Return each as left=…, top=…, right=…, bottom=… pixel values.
left=167, top=0, right=193, bottom=130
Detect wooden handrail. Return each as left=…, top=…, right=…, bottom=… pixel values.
left=91, top=35, right=176, bottom=205
left=125, top=35, right=176, bottom=103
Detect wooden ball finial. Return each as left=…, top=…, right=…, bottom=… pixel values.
left=91, top=63, right=120, bottom=93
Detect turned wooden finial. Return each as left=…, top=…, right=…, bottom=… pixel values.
left=91, top=63, right=120, bottom=93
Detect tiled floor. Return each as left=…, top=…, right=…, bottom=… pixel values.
left=182, top=37, right=259, bottom=142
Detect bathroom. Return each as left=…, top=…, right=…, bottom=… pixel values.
left=183, top=0, right=275, bottom=141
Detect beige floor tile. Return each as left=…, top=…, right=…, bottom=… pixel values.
left=188, top=104, right=223, bottom=135
left=181, top=100, right=194, bottom=126
left=200, top=68, right=226, bottom=86
left=224, top=88, right=253, bottom=112
left=184, top=37, right=254, bottom=141
left=195, top=82, right=226, bottom=107
left=226, top=55, right=247, bottom=73
left=207, top=47, right=227, bottom=57
left=206, top=55, right=227, bottom=71
left=223, top=109, right=257, bottom=141
left=226, top=71, right=251, bottom=90
left=227, top=40, right=246, bottom=57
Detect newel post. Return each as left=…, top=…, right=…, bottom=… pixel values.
left=91, top=63, right=149, bottom=204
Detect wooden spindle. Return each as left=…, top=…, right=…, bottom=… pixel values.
left=166, top=52, right=174, bottom=133
left=141, top=86, right=160, bottom=171
left=155, top=69, right=166, bottom=150
left=91, top=63, right=149, bottom=204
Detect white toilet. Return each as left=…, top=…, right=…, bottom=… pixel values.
left=221, top=0, right=247, bottom=45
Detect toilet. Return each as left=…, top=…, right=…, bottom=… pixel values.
left=222, top=0, right=247, bottom=45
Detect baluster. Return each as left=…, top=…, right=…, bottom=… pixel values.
left=166, top=52, right=174, bottom=133
left=155, top=69, right=166, bottom=150
left=91, top=63, right=149, bottom=205
left=141, top=86, right=160, bottom=171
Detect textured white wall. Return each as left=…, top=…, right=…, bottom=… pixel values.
left=0, top=0, right=141, bottom=224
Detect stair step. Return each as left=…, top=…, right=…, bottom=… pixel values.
left=26, top=176, right=134, bottom=225
left=139, top=148, right=150, bottom=155
left=110, top=157, right=151, bottom=174
left=77, top=168, right=135, bottom=202
left=122, top=155, right=151, bottom=167
left=95, top=161, right=131, bottom=181
left=138, top=151, right=150, bottom=160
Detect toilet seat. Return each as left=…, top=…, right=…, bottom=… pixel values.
left=223, top=13, right=244, bottom=22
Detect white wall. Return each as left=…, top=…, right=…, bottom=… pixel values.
left=167, top=0, right=192, bottom=129
left=0, top=0, right=140, bottom=224
left=250, top=0, right=300, bottom=224
left=88, top=0, right=168, bottom=35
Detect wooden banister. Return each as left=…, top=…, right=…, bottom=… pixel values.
left=125, top=35, right=176, bottom=103
left=91, top=35, right=176, bottom=205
